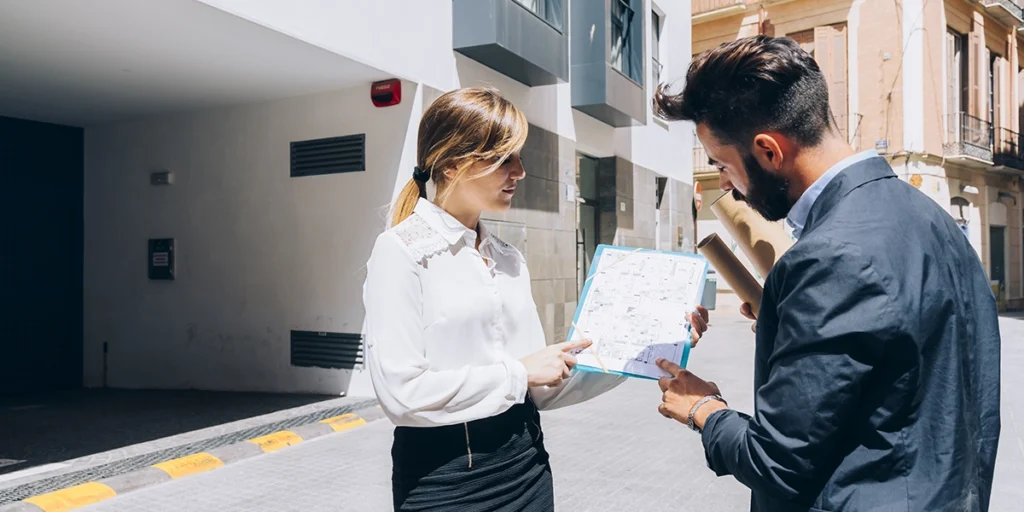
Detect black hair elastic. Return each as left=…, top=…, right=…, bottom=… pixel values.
left=412, top=166, right=430, bottom=183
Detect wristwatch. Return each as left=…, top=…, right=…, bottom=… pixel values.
left=687, top=394, right=727, bottom=432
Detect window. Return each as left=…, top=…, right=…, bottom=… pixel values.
left=513, top=0, right=564, bottom=31
left=611, top=0, right=641, bottom=83
left=651, top=10, right=663, bottom=86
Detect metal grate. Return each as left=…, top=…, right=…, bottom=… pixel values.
left=290, top=134, right=365, bottom=177
left=290, top=331, right=363, bottom=370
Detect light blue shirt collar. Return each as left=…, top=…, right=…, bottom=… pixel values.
left=786, top=150, right=879, bottom=239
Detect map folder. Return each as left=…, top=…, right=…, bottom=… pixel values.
left=567, top=245, right=709, bottom=380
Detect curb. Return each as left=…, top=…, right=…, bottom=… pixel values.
left=0, top=405, right=385, bottom=512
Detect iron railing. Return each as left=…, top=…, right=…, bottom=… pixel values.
left=944, top=112, right=994, bottom=161
left=994, top=128, right=1024, bottom=170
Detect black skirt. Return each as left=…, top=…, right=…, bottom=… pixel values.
left=391, top=398, right=553, bottom=511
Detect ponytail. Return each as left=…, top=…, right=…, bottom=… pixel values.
left=391, top=178, right=427, bottom=227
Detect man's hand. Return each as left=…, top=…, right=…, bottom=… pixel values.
left=688, top=306, right=710, bottom=347
left=656, top=359, right=728, bottom=430
left=740, top=302, right=757, bottom=333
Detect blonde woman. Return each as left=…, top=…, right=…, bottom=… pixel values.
left=362, top=88, right=631, bottom=511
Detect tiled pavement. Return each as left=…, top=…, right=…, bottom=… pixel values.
left=69, top=297, right=1024, bottom=511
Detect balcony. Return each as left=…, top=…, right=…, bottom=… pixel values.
left=994, top=128, right=1024, bottom=170
left=453, top=0, right=569, bottom=86
left=981, top=0, right=1024, bottom=26
left=571, top=0, right=646, bottom=127
left=692, top=0, right=748, bottom=24
left=944, top=112, right=994, bottom=164
left=692, top=0, right=797, bottom=24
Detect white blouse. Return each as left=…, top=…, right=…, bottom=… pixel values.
left=363, top=198, right=623, bottom=427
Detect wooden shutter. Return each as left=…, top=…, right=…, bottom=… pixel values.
left=814, top=24, right=848, bottom=140
left=970, top=22, right=983, bottom=117
left=995, top=54, right=1002, bottom=132
left=788, top=29, right=814, bottom=56
left=946, top=30, right=959, bottom=130
left=1018, top=66, right=1024, bottom=133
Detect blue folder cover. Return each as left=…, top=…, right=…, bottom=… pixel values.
left=567, top=244, right=709, bottom=380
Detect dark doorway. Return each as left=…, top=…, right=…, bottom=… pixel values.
left=576, top=153, right=600, bottom=297
left=0, top=116, right=84, bottom=396
left=990, top=225, right=1006, bottom=302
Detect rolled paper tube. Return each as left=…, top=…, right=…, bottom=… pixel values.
left=709, top=193, right=794, bottom=278
left=697, top=233, right=763, bottom=317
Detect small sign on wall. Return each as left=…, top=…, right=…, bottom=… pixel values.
left=149, top=238, right=175, bottom=280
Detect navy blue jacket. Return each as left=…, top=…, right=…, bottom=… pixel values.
left=702, top=157, right=1001, bottom=511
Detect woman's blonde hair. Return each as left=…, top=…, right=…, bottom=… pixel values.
left=391, top=87, right=528, bottom=227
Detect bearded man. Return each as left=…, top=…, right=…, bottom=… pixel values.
left=652, top=35, right=1001, bottom=512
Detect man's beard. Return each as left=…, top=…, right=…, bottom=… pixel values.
left=731, top=152, right=793, bottom=222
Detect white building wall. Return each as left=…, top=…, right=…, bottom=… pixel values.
left=197, top=0, right=457, bottom=92
left=84, top=83, right=416, bottom=393
left=81, top=1, right=694, bottom=394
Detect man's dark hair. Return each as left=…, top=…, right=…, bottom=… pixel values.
left=655, top=35, right=833, bottom=147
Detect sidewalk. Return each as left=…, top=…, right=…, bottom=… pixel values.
left=5, top=303, right=1023, bottom=511
left=56, top=307, right=766, bottom=512
left=0, top=395, right=379, bottom=509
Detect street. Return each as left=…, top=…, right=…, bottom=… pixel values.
left=73, top=297, right=1024, bottom=512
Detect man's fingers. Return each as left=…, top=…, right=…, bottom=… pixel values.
left=559, top=339, right=593, bottom=352
left=696, top=310, right=709, bottom=331
left=689, top=311, right=707, bottom=333
left=696, top=305, right=709, bottom=324
left=658, top=376, right=671, bottom=392
left=658, top=403, right=671, bottom=418
left=656, top=358, right=683, bottom=377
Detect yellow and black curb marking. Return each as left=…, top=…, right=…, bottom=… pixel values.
left=0, top=410, right=379, bottom=512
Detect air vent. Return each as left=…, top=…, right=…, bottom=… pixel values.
left=290, top=134, right=365, bottom=177
left=290, top=331, right=363, bottom=370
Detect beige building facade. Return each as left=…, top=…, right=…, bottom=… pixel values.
left=692, top=0, right=1024, bottom=310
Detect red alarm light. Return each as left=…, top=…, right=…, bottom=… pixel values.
left=371, top=79, right=401, bottom=107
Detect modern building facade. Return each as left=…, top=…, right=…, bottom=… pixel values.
left=692, top=0, right=1024, bottom=310
left=0, top=0, right=695, bottom=395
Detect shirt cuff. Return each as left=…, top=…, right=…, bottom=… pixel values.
left=501, top=356, right=529, bottom=404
